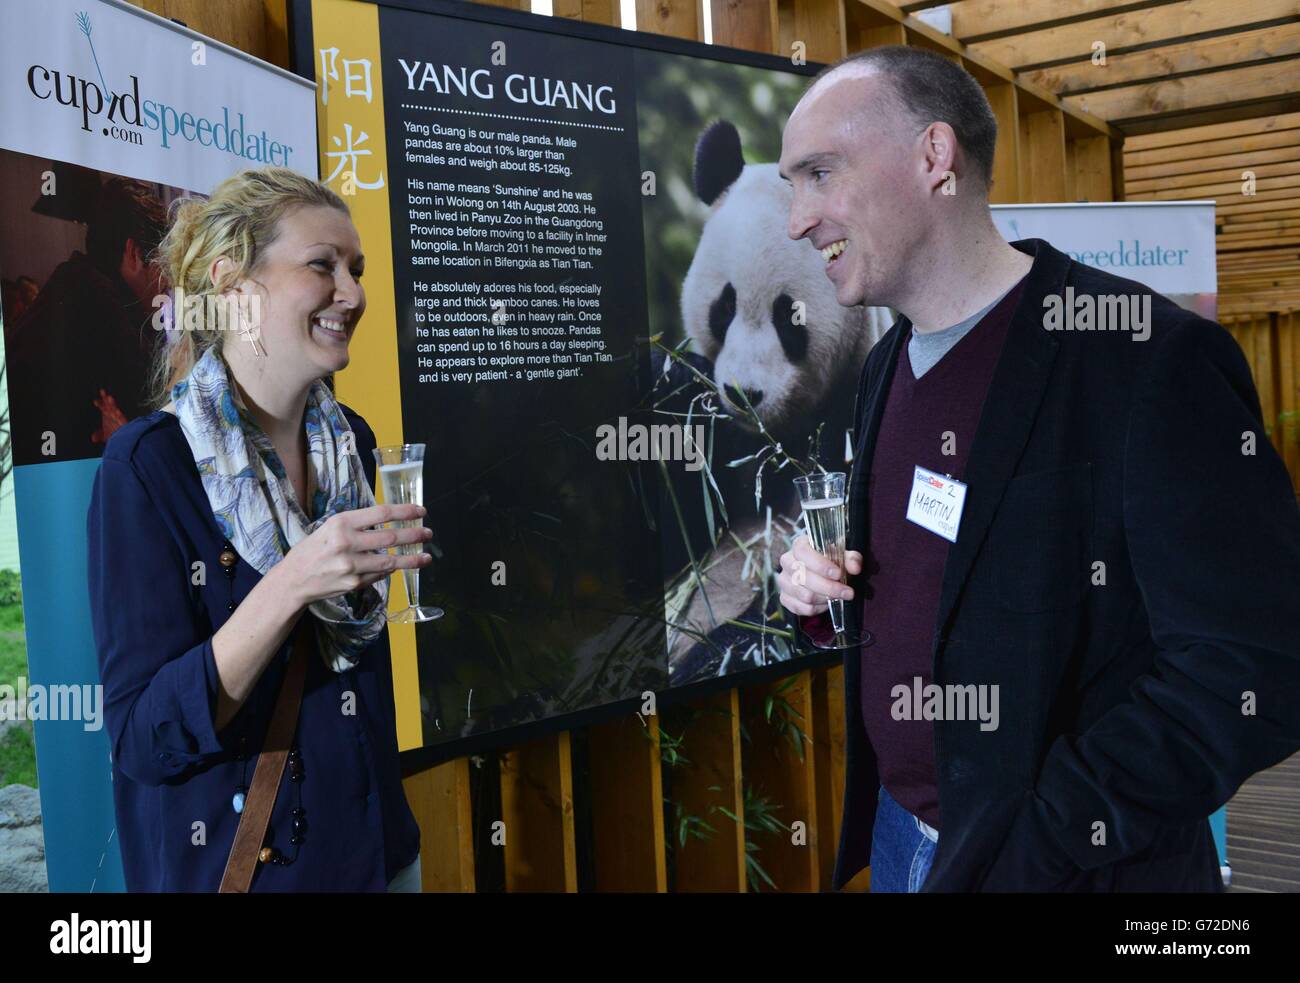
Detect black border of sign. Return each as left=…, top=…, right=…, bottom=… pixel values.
left=288, top=0, right=843, bottom=773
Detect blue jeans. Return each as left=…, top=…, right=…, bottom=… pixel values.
left=870, top=784, right=939, bottom=892
left=386, top=855, right=422, bottom=893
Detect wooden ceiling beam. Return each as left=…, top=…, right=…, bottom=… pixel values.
left=1220, top=293, right=1300, bottom=307
left=1221, top=207, right=1300, bottom=227
left=1131, top=147, right=1300, bottom=181
left=1125, top=112, right=1300, bottom=153
left=1219, top=282, right=1300, bottom=293
left=1213, top=187, right=1300, bottom=211
left=1127, top=171, right=1300, bottom=200
left=952, top=0, right=1180, bottom=43
left=1218, top=271, right=1300, bottom=281
left=1216, top=250, right=1300, bottom=266
left=1117, top=94, right=1300, bottom=136
left=1218, top=233, right=1300, bottom=251
left=1220, top=261, right=1300, bottom=272
left=1065, top=58, right=1300, bottom=123
left=1129, top=146, right=1300, bottom=181
left=1219, top=276, right=1300, bottom=288
left=1217, top=216, right=1300, bottom=236
left=967, top=0, right=1298, bottom=72
left=1021, top=23, right=1300, bottom=96
left=1219, top=298, right=1300, bottom=315
left=1219, top=246, right=1300, bottom=258
left=1217, top=203, right=1300, bottom=222
left=1127, top=159, right=1300, bottom=193
left=1123, top=131, right=1294, bottom=170
left=1220, top=281, right=1300, bottom=290
left=1219, top=262, right=1300, bottom=279
left=1216, top=254, right=1300, bottom=266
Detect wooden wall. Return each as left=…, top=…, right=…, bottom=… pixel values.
left=1124, top=113, right=1300, bottom=494
left=1125, top=112, right=1300, bottom=315
left=1221, top=310, right=1300, bottom=495
left=125, top=0, right=1121, bottom=892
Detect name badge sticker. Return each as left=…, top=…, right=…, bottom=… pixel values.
left=906, top=466, right=967, bottom=542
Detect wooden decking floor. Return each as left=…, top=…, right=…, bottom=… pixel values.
left=1227, top=751, right=1300, bottom=893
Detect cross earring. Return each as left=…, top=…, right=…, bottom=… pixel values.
left=238, top=310, right=266, bottom=357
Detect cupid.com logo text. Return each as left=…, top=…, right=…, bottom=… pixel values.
left=23, top=11, right=296, bottom=164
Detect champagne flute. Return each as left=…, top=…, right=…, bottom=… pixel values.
left=792, top=471, right=870, bottom=650
left=372, top=443, right=443, bottom=623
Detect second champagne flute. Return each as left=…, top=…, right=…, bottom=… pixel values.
left=793, top=471, right=870, bottom=650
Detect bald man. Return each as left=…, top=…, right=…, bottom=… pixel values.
left=775, top=46, right=1300, bottom=893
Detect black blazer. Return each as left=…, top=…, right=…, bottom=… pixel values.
left=795, top=238, right=1300, bottom=892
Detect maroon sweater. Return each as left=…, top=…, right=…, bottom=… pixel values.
left=856, top=280, right=1025, bottom=830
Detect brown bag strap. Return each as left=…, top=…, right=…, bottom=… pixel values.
left=219, top=617, right=313, bottom=894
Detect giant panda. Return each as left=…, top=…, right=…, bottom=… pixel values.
left=660, top=120, right=892, bottom=683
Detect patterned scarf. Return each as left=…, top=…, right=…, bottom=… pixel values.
left=168, top=346, right=388, bottom=672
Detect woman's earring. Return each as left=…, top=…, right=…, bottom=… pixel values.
left=238, top=298, right=266, bottom=357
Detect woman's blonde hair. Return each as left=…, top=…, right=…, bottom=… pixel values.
left=147, top=166, right=349, bottom=409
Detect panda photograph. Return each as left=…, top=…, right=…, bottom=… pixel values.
left=638, top=52, right=890, bottom=688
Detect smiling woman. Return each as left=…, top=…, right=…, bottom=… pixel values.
left=148, top=168, right=360, bottom=412
left=87, top=167, right=432, bottom=892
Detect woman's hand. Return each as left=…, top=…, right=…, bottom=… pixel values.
left=275, top=503, right=432, bottom=610
left=211, top=503, right=430, bottom=729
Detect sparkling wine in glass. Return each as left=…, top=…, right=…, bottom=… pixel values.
left=372, top=443, right=443, bottom=623
left=793, top=471, right=869, bottom=650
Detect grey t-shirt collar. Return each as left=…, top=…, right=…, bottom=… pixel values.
left=908, top=281, right=1016, bottom=379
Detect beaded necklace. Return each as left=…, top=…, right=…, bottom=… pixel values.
left=220, top=540, right=307, bottom=867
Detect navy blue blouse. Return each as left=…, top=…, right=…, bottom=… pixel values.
left=86, top=405, right=421, bottom=891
